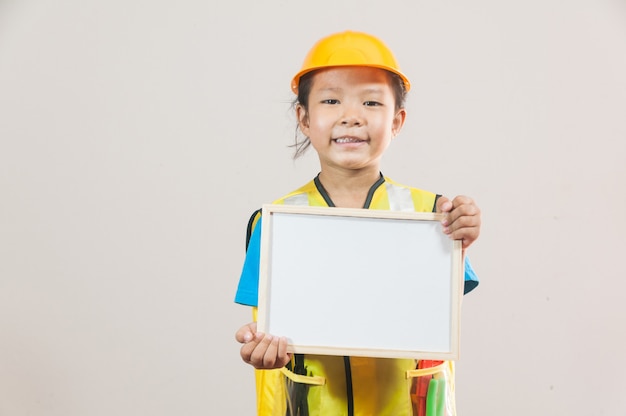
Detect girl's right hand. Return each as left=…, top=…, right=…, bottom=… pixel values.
left=235, top=322, right=292, bottom=369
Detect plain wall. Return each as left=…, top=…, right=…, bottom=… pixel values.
left=1, top=0, right=625, bottom=414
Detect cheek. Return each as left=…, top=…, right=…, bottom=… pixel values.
left=385, top=113, right=402, bottom=132
left=306, top=110, right=333, bottom=133
left=370, top=116, right=394, bottom=135
left=308, top=118, right=326, bottom=133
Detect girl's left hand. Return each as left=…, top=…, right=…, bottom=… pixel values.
left=436, top=195, right=481, bottom=250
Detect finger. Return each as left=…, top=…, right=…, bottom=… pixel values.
left=249, top=332, right=274, bottom=367
left=449, top=195, right=476, bottom=215
left=436, top=196, right=452, bottom=214
left=276, top=337, right=291, bottom=367
left=253, top=334, right=285, bottom=369
left=452, top=195, right=474, bottom=207
left=448, top=226, right=480, bottom=249
left=444, top=198, right=480, bottom=228
left=261, top=335, right=281, bottom=368
left=240, top=337, right=260, bottom=364
left=235, top=322, right=257, bottom=344
left=445, top=208, right=481, bottom=233
left=443, top=215, right=481, bottom=245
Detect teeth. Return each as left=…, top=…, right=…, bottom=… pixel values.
left=335, top=137, right=361, bottom=143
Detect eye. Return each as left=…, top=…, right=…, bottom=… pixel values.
left=364, top=101, right=383, bottom=107
left=321, top=99, right=340, bottom=105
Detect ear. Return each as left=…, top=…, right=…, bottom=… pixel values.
left=296, top=104, right=310, bottom=136
left=391, top=108, right=407, bottom=138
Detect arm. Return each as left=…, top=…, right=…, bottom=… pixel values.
left=235, top=211, right=292, bottom=369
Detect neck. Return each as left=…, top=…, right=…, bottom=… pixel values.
left=317, top=166, right=382, bottom=208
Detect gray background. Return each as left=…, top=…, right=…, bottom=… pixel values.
left=1, top=0, right=625, bottom=414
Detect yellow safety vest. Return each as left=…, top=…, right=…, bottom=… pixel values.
left=249, top=175, right=458, bottom=416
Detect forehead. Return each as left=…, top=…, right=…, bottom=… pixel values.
left=309, top=67, right=394, bottom=91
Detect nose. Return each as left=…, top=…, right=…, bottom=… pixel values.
left=341, top=117, right=361, bottom=127
left=340, top=104, right=364, bottom=127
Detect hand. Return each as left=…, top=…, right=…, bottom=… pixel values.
left=436, top=195, right=481, bottom=250
left=235, top=322, right=292, bottom=369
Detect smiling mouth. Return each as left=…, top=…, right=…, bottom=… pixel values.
left=334, top=137, right=365, bottom=143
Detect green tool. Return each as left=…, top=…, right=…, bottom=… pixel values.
left=425, top=378, right=446, bottom=416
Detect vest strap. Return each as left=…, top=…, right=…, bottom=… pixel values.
left=405, top=361, right=448, bottom=379
left=280, top=367, right=326, bottom=386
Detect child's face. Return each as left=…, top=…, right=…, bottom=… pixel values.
left=297, top=67, right=406, bottom=174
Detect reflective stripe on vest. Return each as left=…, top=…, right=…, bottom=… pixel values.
left=385, top=182, right=416, bottom=212
left=283, top=193, right=310, bottom=206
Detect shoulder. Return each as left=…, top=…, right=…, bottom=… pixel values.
left=272, top=179, right=318, bottom=205
left=383, top=177, right=435, bottom=195
left=245, top=179, right=318, bottom=246
left=382, top=177, right=440, bottom=213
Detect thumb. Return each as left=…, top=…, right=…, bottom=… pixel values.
left=235, top=322, right=257, bottom=344
left=436, top=196, right=452, bottom=213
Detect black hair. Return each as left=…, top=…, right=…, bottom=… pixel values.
left=290, top=69, right=407, bottom=159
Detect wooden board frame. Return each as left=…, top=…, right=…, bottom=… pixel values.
left=257, top=204, right=463, bottom=360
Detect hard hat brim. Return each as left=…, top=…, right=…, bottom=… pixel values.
left=291, top=64, right=411, bottom=94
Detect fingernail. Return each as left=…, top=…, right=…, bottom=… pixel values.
left=243, top=333, right=253, bottom=342
left=441, top=219, right=448, bottom=226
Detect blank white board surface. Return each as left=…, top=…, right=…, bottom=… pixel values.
left=257, top=204, right=463, bottom=360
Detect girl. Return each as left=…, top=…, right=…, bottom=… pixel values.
left=234, top=30, right=481, bottom=416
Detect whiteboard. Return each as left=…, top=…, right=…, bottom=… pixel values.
left=257, top=204, right=463, bottom=360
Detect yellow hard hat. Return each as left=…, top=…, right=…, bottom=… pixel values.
left=291, top=30, right=410, bottom=94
